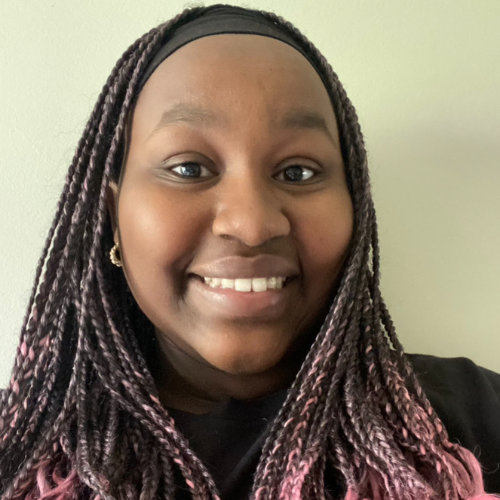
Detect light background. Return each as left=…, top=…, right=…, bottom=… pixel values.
left=1, top=0, right=499, bottom=386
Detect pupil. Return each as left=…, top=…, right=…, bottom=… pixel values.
left=180, top=163, right=200, bottom=177
left=284, top=166, right=303, bottom=182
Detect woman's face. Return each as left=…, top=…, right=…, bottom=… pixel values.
left=110, top=34, right=353, bottom=376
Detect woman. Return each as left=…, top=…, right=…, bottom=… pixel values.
left=0, top=4, right=499, bottom=500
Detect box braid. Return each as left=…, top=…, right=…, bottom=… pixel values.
left=0, top=5, right=493, bottom=500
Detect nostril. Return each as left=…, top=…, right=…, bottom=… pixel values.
left=211, top=199, right=290, bottom=247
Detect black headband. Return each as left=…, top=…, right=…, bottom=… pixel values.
left=138, top=4, right=326, bottom=90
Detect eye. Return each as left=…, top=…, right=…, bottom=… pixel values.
left=275, top=164, right=316, bottom=183
left=169, top=162, right=213, bottom=179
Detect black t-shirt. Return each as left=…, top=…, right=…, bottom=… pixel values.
left=169, top=354, right=500, bottom=499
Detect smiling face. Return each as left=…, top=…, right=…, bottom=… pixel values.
left=110, top=34, right=353, bottom=377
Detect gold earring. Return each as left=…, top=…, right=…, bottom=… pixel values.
left=110, top=243, right=122, bottom=267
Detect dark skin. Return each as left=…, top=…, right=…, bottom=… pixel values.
left=107, top=35, right=353, bottom=414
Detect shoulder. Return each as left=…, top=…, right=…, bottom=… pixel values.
left=407, top=353, right=500, bottom=492
left=407, top=353, right=500, bottom=418
left=408, top=353, right=500, bottom=400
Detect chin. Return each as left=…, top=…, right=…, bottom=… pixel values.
left=206, top=346, right=287, bottom=377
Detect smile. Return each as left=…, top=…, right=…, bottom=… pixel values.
left=190, top=275, right=294, bottom=319
left=203, top=276, right=287, bottom=292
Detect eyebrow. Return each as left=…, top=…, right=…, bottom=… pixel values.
left=151, top=103, right=337, bottom=147
left=149, top=103, right=223, bottom=137
left=275, top=109, right=337, bottom=146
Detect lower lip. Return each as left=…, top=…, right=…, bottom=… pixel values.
left=189, top=278, right=292, bottom=319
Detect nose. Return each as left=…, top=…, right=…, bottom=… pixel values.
left=211, top=175, right=291, bottom=247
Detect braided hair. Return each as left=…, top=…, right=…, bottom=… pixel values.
left=0, top=5, right=492, bottom=500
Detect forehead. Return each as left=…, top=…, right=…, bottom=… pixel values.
left=133, top=34, right=338, bottom=134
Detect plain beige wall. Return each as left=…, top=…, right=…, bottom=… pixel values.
left=1, top=0, right=499, bottom=386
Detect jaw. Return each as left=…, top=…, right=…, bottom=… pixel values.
left=152, top=316, right=312, bottom=406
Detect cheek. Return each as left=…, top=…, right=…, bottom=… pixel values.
left=295, top=189, right=353, bottom=294
left=117, top=182, right=205, bottom=303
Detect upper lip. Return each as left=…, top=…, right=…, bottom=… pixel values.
left=190, top=255, right=300, bottom=280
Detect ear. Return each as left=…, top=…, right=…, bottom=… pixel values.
left=106, top=181, right=119, bottom=244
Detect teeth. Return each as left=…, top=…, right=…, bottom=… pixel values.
left=210, top=278, right=221, bottom=288
left=220, top=279, right=234, bottom=289
left=252, top=277, right=267, bottom=292
left=203, top=276, right=285, bottom=291
left=234, top=279, right=252, bottom=292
